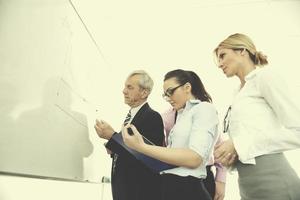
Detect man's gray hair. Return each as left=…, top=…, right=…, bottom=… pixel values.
left=128, top=70, right=154, bottom=93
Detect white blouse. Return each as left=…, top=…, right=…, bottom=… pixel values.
left=228, top=67, right=300, bottom=164
left=162, top=100, right=219, bottom=178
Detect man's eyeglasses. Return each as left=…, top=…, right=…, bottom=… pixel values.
left=162, top=83, right=186, bottom=99
left=223, top=105, right=232, bottom=133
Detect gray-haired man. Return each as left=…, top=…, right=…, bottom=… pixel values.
left=95, top=70, right=164, bottom=200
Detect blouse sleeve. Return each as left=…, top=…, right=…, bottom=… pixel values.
left=257, top=68, right=300, bottom=133
left=188, top=103, right=219, bottom=164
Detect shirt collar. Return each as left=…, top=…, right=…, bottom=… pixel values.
left=245, top=67, right=261, bottom=81
left=130, top=101, right=147, bottom=117
left=183, top=99, right=201, bottom=111
left=175, top=99, right=201, bottom=115
left=175, top=99, right=201, bottom=121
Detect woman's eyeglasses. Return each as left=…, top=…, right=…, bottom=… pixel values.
left=223, top=105, right=231, bottom=133
left=162, top=83, right=186, bottom=99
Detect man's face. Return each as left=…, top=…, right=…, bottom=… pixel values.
left=122, top=75, right=145, bottom=107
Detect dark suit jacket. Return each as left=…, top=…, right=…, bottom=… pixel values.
left=106, top=103, right=164, bottom=200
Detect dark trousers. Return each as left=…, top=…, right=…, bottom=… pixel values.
left=161, top=174, right=211, bottom=200
left=203, top=165, right=216, bottom=199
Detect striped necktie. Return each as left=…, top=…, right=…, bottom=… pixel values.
left=123, top=110, right=132, bottom=125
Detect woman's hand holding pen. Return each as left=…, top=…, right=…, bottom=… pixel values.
left=122, top=124, right=145, bottom=152
left=214, top=139, right=238, bottom=167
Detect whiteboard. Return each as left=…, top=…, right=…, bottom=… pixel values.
left=0, top=0, right=112, bottom=182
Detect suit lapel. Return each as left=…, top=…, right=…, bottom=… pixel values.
left=131, top=103, right=149, bottom=127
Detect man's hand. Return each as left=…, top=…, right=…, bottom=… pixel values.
left=214, top=181, right=225, bottom=200
left=94, top=119, right=115, bottom=140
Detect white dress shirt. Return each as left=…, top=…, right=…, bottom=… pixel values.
left=162, top=99, right=219, bottom=178
left=127, top=101, right=147, bottom=124
left=228, top=67, right=300, bottom=164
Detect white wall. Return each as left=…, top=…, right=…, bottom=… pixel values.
left=0, top=0, right=300, bottom=199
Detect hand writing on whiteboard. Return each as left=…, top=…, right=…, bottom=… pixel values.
left=94, top=119, right=115, bottom=140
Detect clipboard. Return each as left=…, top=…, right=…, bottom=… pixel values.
left=105, top=133, right=177, bottom=173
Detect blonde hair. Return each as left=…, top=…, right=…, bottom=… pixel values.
left=214, top=33, right=268, bottom=66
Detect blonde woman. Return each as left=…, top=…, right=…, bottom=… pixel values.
left=213, top=33, right=300, bottom=200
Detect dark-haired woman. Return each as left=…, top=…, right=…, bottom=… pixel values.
left=122, top=69, right=218, bottom=200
